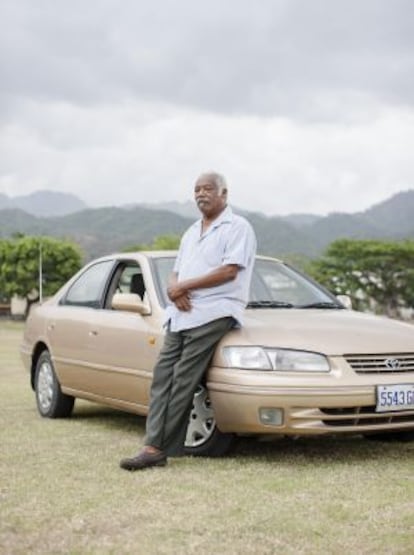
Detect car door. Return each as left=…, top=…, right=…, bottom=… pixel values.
left=74, top=261, right=163, bottom=411
left=86, top=308, right=162, bottom=410
left=48, top=259, right=116, bottom=392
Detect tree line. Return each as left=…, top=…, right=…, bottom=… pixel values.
left=307, top=238, right=414, bottom=319
left=1, top=234, right=413, bottom=319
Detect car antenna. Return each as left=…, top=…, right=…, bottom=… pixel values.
left=39, top=241, right=43, bottom=304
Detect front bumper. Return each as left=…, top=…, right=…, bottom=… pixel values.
left=207, top=363, right=414, bottom=436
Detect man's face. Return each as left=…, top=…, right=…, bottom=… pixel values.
left=194, top=176, right=227, bottom=217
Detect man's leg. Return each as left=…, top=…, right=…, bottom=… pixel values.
left=119, top=328, right=183, bottom=470
left=161, top=317, right=235, bottom=456
left=143, top=328, right=183, bottom=449
left=120, top=317, right=234, bottom=469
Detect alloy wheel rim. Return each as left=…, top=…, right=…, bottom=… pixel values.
left=37, top=361, right=54, bottom=411
left=185, top=385, right=216, bottom=447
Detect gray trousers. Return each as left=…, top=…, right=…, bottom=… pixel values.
left=144, top=316, right=235, bottom=456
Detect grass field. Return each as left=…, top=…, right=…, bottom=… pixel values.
left=1, top=320, right=413, bottom=555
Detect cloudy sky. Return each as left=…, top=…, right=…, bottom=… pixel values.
left=1, top=0, right=414, bottom=215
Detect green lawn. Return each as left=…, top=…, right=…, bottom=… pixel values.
left=1, top=321, right=413, bottom=554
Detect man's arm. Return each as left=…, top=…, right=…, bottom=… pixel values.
left=167, top=272, right=192, bottom=311
left=167, top=264, right=239, bottom=305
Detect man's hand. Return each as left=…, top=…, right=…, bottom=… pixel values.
left=167, top=283, right=192, bottom=311
left=173, top=293, right=192, bottom=311
left=167, top=264, right=239, bottom=312
left=167, top=283, right=187, bottom=302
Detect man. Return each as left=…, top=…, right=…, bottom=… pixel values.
left=120, top=172, right=257, bottom=470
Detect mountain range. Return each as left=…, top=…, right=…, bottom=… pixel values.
left=0, top=189, right=413, bottom=262
left=0, top=190, right=87, bottom=217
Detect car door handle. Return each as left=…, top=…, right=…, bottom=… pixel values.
left=47, top=323, right=55, bottom=331
left=89, top=330, right=98, bottom=336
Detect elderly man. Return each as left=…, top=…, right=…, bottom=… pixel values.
left=120, top=172, right=257, bottom=470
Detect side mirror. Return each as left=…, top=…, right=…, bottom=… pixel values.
left=336, top=294, right=352, bottom=310
left=111, top=293, right=151, bottom=315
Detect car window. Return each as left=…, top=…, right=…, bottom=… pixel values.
left=62, top=260, right=114, bottom=308
left=152, top=257, right=175, bottom=306
left=115, top=265, right=146, bottom=297
left=152, top=256, right=337, bottom=308
left=103, top=262, right=148, bottom=309
left=251, top=261, right=305, bottom=303
left=251, top=259, right=335, bottom=306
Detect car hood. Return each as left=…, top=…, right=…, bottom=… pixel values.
left=221, top=309, right=414, bottom=355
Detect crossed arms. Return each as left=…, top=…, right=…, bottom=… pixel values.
left=167, top=265, right=239, bottom=311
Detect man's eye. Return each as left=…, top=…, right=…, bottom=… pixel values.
left=195, top=185, right=215, bottom=193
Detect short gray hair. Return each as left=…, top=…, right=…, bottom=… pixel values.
left=197, top=172, right=228, bottom=194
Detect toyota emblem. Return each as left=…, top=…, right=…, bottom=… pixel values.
left=385, top=358, right=401, bottom=370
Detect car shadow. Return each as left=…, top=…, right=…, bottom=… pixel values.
left=68, top=401, right=414, bottom=463
left=229, top=433, right=414, bottom=464
left=70, top=400, right=146, bottom=433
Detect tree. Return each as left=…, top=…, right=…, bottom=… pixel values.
left=0, top=236, right=83, bottom=316
left=122, top=234, right=181, bottom=252
left=307, top=239, right=414, bottom=317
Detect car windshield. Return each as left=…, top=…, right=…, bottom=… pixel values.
left=152, top=256, right=342, bottom=309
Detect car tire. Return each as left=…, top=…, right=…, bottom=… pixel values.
left=364, top=431, right=414, bottom=442
left=34, top=351, right=75, bottom=418
left=184, top=384, right=235, bottom=457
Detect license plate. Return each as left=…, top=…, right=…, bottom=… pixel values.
left=376, top=384, right=414, bottom=412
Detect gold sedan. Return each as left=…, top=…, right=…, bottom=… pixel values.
left=21, top=252, right=414, bottom=456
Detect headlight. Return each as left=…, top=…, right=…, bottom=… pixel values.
left=267, top=349, right=330, bottom=371
left=222, top=346, right=272, bottom=370
left=222, top=346, right=330, bottom=372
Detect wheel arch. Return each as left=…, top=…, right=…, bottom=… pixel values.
left=30, top=342, right=49, bottom=390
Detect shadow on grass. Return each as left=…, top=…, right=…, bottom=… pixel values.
left=70, top=401, right=146, bottom=434
left=67, top=400, right=414, bottom=464
left=230, top=433, right=414, bottom=465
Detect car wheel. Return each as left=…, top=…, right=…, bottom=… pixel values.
left=364, top=431, right=414, bottom=442
left=184, top=384, right=235, bottom=457
left=34, top=351, right=75, bottom=418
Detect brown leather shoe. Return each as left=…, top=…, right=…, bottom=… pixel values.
left=120, top=449, right=167, bottom=471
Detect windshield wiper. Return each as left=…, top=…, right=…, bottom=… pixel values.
left=247, top=300, right=294, bottom=309
left=299, top=301, right=342, bottom=309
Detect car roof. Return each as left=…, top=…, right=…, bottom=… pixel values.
left=97, top=251, right=283, bottom=264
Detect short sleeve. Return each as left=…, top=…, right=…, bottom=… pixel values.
left=222, top=218, right=257, bottom=269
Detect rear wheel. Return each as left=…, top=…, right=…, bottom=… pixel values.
left=184, top=384, right=235, bottom=457
left=34, top=351, right=75, bottom=418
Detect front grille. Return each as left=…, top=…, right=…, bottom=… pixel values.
left=320, top=406, right=414, bottom=427
left=345, top=354, right=414, bottom=374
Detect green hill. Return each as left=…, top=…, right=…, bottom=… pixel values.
left=1, top=190, right=413, bottom=262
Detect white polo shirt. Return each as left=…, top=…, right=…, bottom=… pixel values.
left=165, top=206, right=257, bottom=332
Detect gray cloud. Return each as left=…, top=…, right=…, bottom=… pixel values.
left=1, top=0, right=414, bottom=216
left=2, top=0, right=414, bottom=119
